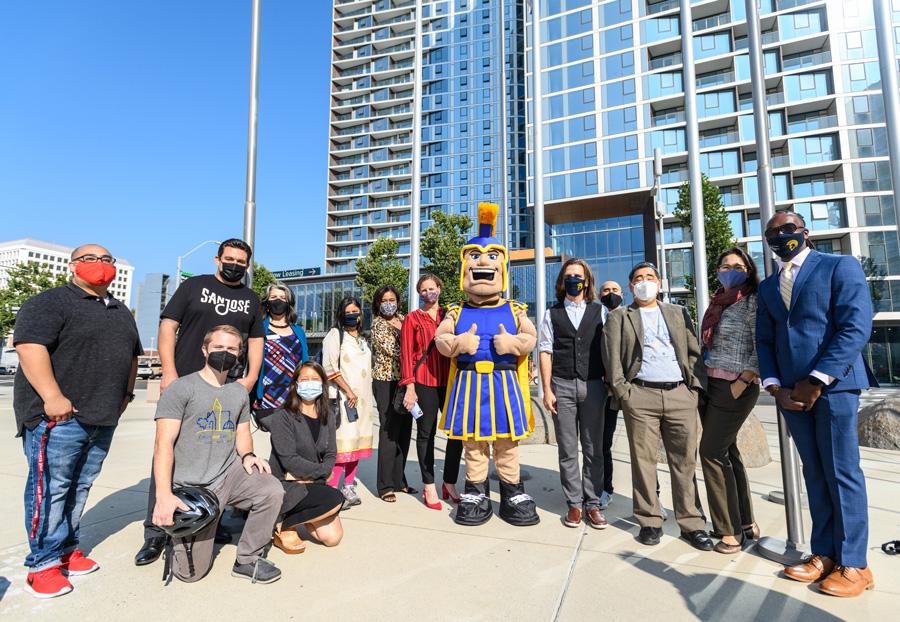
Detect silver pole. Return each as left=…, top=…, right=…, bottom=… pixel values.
left=531, top=0, right=547, bottom=399
left=175, top=256, right=183, bottom=293
left=744, top=0, right=808, bottom=566
left=874, top=0, right=900, bottom=230
left=498, top=3, right=511, bottom=298
left=408, top=0, right=424, bottom=300
left=174, top=240, right=221, bottom=292
left=653, top=148, right=669, bottom=302
left=243, top=0, right=261, bottom=289
left=679, top=0, right=708, bottom=321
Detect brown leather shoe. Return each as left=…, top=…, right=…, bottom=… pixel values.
left=585, top=509, right=608, bottom=530
left=563, top=508, right=582, bottom=528
left=783, top=555, right=835, bottom=583
left=818, top=566, right=874, bottom=597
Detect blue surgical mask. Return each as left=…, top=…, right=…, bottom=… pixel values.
left=296, top=381, right=323, bottom=401
left=718, top=270, right=748, bottom=288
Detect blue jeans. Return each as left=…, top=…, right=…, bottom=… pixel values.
left=23, top=418, right=116, bottom=571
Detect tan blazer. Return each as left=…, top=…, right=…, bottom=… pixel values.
left=602, top=301, right=707, bottom=407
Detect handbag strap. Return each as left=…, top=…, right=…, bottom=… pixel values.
left=412, top=339, right=435, bottom=377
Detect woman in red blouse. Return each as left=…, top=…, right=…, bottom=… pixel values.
left=401, top=274, right=463, bottom=509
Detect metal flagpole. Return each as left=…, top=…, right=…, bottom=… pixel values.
left=745, top=0, right=808, bottom=565
left=498, top=2, right=511, bottom=298
left=874, top=0, right=900, bottom=230
left=679, top=0, right=708, bottom=321
left=243, top=0, right=262, bottom=289
left=408, top=0, right=425, bottom=301
left=530, top=0, right=547, bottom=399
left=652, top=148, right=669, bottom=302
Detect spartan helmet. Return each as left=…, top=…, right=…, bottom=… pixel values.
left=458, top=203, right=509, bottom=295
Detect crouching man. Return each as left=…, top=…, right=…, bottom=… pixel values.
left=152, top=325, right=284, bottom=584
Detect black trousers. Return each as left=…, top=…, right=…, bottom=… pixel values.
left=601, top=399, right=619, bottom=495
left=414, top=383, right=462, bottom=486
left=373, top=379, right=412, bottom=496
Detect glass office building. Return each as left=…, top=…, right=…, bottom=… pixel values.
left=328, top=0, right=530, bottom=275
left=317, top=1, right=900, bottom=382
left=524, top=0, right=900, bottom=382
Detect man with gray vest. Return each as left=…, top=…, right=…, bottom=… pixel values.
left=539, top=258, right=608, bottom=530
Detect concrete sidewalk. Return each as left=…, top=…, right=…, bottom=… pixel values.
left=0, top=386, right=898, bottom=621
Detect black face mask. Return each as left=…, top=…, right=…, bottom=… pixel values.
left=207, top=350, right=238, bottom=373
left=600, top=292, right=623, bottom=310
left=268, top=299, right=289, bottom=316
left=343, top=313, right=360, bottom=328
left=766, top=231, right=805, bottom=259
left=219, top=262, right=246, bottom=283
left=564, top=276, right=586, bottom=297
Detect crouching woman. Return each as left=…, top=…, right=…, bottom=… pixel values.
left=262, top=361, right=344, bottom=553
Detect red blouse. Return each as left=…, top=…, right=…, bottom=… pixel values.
left=400, top=307, right=450, bottom=387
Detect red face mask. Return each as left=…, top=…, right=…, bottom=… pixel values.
left=75, top=262, right=117, bottom=286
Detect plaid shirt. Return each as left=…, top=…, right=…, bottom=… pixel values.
left=703, top=293, right=759, bottom=376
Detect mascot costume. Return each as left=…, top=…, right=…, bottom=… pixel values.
left=435, top=203, right=540, bottom=526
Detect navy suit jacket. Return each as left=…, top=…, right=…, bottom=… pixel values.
left=756, top=249, right=877, bottom=392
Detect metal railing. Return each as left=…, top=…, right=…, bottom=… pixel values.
left=698, top=130, right=740, bottom=148
left=787, top=113, right=838, bottom=134
left=647, top=0, right=679, bottom=15
left=693, top=13, right=731, bottom=32
left=649, top=52, right=683, bottom=71
left=697, top=70, right=735, bottom=89
left=793, top=180, right=843, bottom=199
left=652, top=110, right=686, bottom=126
left=782, top=50, right=831, bottom=72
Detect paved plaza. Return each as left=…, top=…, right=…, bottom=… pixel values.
left=0, top=377, right=898, bottom=621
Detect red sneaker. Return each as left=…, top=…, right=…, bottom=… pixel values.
left=61, top=550, right=99, bottom=576
left=25, top=565, right=73, bottom=599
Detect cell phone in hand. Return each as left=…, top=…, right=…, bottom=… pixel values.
left=344, top=400, right=359, bottom=423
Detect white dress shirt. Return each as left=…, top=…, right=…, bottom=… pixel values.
left=539, top=297, right=586, bottom=353
left=761, top=246, right=834, bottom=389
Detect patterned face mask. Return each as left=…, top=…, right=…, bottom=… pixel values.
left=380, top=302, right=398, bottom=316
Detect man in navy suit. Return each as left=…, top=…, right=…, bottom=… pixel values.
left=756, top=211, right=876, bottom=597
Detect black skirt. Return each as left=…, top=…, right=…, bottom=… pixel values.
left=282, top=483, right=344, bottom=527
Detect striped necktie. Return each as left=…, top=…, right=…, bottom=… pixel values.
left=780, top=262, right=794, bottom=310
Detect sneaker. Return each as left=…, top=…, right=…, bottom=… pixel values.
left=61, top=550, right=99, bottom=576
left=342, top=484, right=361, bottom=506
left=25, top=565, right=73, bottom=599
left=598, top=491, right=611, bottom=510
left=231, top=558, right=282, bottom=584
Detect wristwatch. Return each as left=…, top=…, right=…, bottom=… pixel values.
left=765, top=384, right=780, bottom=396
left=807, top=375, right=825, bottom=388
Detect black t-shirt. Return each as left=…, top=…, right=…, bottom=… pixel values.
left=161, top=274, right=264, bottom=378
left=13, top=283, right=144, bottom=436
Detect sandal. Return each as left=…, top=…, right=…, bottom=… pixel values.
left=381, top=492, right=397, bottom=503
left=399, top=487, right=419, bottom=495
left=273, top=529, right=306, bottom=555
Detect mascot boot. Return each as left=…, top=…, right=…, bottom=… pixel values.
left=455, top=480, right=493, bottom=526
left=498, top=481, right=540, bottom=526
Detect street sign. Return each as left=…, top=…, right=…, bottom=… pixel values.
left=180, top=272, right=193, bottom=283
left=271, top=268, right=321, bottom=279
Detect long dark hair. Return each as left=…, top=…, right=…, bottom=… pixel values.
left=332, top=296, right=365, bottom=332
left=283, top=361, right=331, bottom=425
left=372, top=286, right=401, bottom=319
left=715, top=247, right=759, bottom=293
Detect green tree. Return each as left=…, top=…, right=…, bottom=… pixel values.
left=420, top=210, right=473, bottom=306
left=673, top=174, right=735, bottom=308
left=354, top=237, right=409, bottom=310
left=252, top=262, right=276, bottom=300
left=0, top=262, right=70, bottom=337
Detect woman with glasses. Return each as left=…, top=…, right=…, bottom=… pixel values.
left=698, top=247, right=762, bottom=554
left=253, top=283, right=309, bottom=416
left=322, top=297, right=374, bottom=509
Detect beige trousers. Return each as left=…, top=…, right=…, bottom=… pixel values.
left=464, top=438, right=520, bottom=483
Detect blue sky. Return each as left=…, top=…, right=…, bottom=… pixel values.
left=1, top=1, right=333, bottom=302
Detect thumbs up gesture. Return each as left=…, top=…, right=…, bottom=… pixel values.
left=454, top=323, right=481, bottom=356
left=493, top=323, right=518, bottom=355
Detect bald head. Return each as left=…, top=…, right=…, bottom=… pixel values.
left=70, top=244, right=112, bottom=262
left=599, top=281, right=621, bottom=296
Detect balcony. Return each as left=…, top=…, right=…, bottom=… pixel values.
left=647, top=0, right=678, bottom=15
left=651, top=109, right=685, bottom=127
left=661, top=169, right=689, bottom=184
left=777, top=0, right=822, bottom=9
left=335, top=34, right=371, bottom=47
left=782, top=50, right=831, bottom=73
left=697, top=70, right=735, bottom=90
left=373, top=74, right=411, bottom=87
left=337, top=65, right=370, bottom=78
left=693, top=13, right=731, bottom=33
left=698, top=130, right=740, bottom=149
left=334, top=124, right=368, bottom=136
left=793, top=180, right=843, bottom=199
left=649, top=52, right=682, bottom=71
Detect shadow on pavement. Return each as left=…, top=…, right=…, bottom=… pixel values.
left=78, top=478, right=150, bottom=552
left=622, top=554, right=848, bottom=622
left=0, top=577, right=10, bottom=603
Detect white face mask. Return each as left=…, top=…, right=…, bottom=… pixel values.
left=633, top=280, right=659, bottom=302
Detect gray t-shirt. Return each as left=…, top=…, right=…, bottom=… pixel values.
left=635, top=306, right=683, bottom=383
left=155, top=372, right=250, bottom=490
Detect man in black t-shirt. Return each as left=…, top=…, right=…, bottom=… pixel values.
left=135, top=238, right=265, bottom=566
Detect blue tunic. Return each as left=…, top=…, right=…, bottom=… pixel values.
left=440, top=300, right=533, bottom=441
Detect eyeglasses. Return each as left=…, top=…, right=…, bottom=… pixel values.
left=72, top=254, right=116, bottom=265
left=764, top=223, right=804, bottom=239
left=717, top=264, right=747, bottom=272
